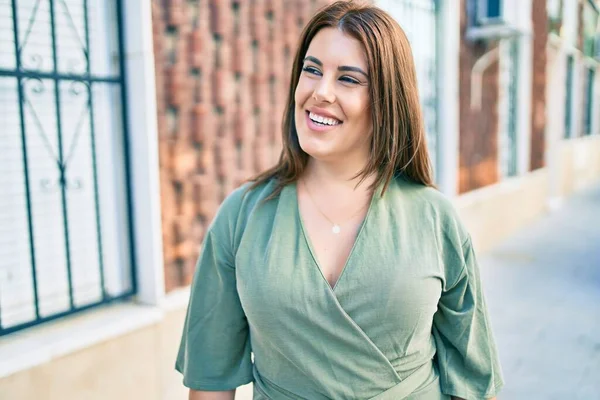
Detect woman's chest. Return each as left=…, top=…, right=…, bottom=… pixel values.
left=234, top=214, right=444, bottom=337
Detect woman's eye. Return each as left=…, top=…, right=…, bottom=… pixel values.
left=340, top=76, right=360, bottom=85
left=302, top=66, right=321, bottom=75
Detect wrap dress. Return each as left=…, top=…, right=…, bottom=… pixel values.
left=176, top=176, right=504, bottom=399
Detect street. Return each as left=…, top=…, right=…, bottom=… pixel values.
left=480, top=183, right=600, bottom=399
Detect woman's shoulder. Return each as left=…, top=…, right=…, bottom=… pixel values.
left=215, top=177, right=279, bottom=224
left=391, top=176, right=468, bottom=242
left=392, top=176, right=455, bottom=214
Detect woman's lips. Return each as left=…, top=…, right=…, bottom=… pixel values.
left=305, top=111, right=342, bottom=132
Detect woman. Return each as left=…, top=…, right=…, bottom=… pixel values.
left=176, top=1, right=504, bottom=399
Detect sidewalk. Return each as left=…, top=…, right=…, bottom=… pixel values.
left=479, top=183, right=600, bottom=399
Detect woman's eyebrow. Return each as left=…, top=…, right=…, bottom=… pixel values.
left=338, top=65, right=368, bottom=78
left=303, top=56, right=369, bottom=79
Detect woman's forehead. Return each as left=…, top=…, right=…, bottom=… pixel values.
left=305, top=28, right=367, bottom=69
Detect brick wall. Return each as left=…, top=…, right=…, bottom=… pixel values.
left=458, top=1, right=500, bottom=193
left=530, top=0, right=547, bottom=170
left=152, top=0, right=332, bottom=290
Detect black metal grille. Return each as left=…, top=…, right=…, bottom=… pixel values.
left=0, top=0, right=135, bottom=336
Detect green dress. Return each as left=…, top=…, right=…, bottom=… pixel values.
left=175, top=177, right=504, bottom=399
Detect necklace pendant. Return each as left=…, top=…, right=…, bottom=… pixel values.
left=332, top=225, right=341, bottom=234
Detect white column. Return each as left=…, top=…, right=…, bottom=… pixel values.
left=436, top=0, right=460, bottom=197
left=122, top=1, right=165, bottom=305
left=516, top=0, right=533, bottom=175
left=545, top=35, right=566, bottom=209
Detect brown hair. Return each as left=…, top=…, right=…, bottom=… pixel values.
left=249, top=0, right=434, bottom=198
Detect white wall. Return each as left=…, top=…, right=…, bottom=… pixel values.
left=122, top=1, right=165, bottom=306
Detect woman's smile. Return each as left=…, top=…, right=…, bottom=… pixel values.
left=305, top=109, right=343, bottom=132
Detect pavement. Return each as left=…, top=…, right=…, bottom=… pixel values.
left=479, top=183, right=600, bottom=399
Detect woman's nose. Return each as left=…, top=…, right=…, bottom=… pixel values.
left=313, top=76, right=336, bottom=104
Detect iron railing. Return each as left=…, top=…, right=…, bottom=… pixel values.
left=0, top=0, right=136, bottom=336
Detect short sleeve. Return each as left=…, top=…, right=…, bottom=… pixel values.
left=432, top=236, right=504, bottom=399
left=175, top=194, right=253, bottom=390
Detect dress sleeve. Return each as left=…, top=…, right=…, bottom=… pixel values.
left=175, top=196, right=253, bottom=390
left=432, top=236, right=504, bottom=399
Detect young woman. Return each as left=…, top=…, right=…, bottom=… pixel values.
left=176, top=2, right=504, bottom=399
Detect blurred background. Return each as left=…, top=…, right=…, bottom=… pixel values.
left=0, top=0, right=599, bottom=399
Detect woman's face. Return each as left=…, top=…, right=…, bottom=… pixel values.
left=294, top=28, right=372, bottom=165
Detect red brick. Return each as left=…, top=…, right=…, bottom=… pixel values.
left=158, top=139, right=174, bottom=170
left=237, top=1, right=250, bottom=36
left=174, top=239, right=197, bottom=261
left=167, top=64, right=190, bottom=107
left=172, top=140, right=197, bottom=179
left=194, top=174, right=218, bottom=202
left=196, top=76, right=213, bottom=105
left=179, top=181, right=196, bottom=218
left=198, top=147, right=216, bottom=175
left=211, top=0, right=233, bottom=39
left=240, top=145, right=255, bottom=174
left=190, top=29, right=205, bottom=69
left=298, top=2, right=311, bottom=27
left=156, top=113, right=168, bottom=141
left=220, top=43, right=232, bottom=71
left=530, top=0, right=547, bottom=170
left=255, top=49, right=270, bottom=81
left=215, top=138, right=236, bottom=179
left=270, top=109, right=282, bottom=143
left=190, top=219, right=205, bottom=243
left=192, top=104, right=212, bottom=144
left=250, top=0, right=265, bottom=39
left=167, top=0, right=185, bottom=27
left=180, top=256, right=199, bottom=286
left=252, top=76, right=269, bottom=109
left=172, top=215, right=188, bottom=242
left=213, top=70, right=235, bottom=109
left=198, top=199, right=219, bottom=220
left=163, top=262, right=180, bottom=292
left=234, top=38, right=252, bottom=74
left=234, top=109, right=250, bottom=142
left=177, top=106, right=193, bottom=141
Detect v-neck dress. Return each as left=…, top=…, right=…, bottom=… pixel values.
left=175, top=177, right=504, bottom=399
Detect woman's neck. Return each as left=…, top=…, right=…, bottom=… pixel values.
left=303, top=158, right=376, bottom=193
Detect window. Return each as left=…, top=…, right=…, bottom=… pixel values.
left=584, top=66, right=595, bottom=135
left=564, top=55, right=574, bottom=138
left=582, top=0, right=599, bottom=58
left=377, top=0, right=440, bottom=177
left=0, top=0, right=135, bottom=336
left=547, top=0, right=564, bottom=36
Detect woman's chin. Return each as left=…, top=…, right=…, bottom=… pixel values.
left=298, top=140, right=334, bottom=161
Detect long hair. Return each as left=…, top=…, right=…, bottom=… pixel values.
left=249, top=0, right=434, bottom=198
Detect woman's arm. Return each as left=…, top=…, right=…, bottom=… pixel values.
left=189, top=389, right=235, bottom=400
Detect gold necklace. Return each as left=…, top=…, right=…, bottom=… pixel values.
left=301, top=178, right=370, bottom=234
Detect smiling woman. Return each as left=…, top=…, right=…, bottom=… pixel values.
left=176, top=2, right=504, bottom=400
left=294, top=28, right=373, bottom=166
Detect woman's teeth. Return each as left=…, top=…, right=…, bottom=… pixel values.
left=309, top=112, right=341, bottom=126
